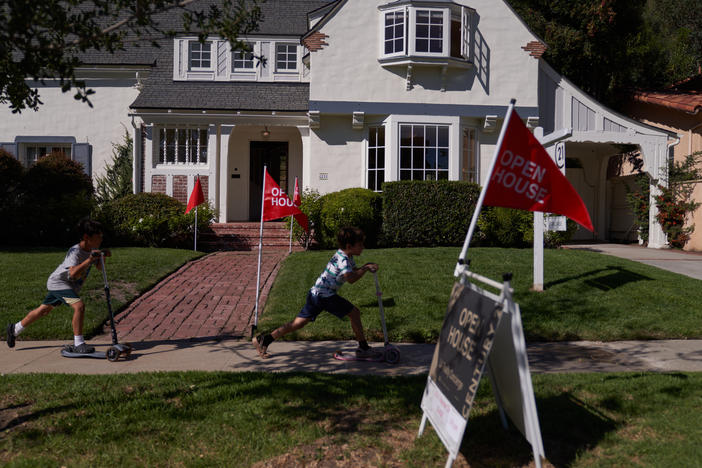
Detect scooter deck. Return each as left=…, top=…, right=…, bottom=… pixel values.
left=333, top=350, right=385, bottom=362
left=60, top=349, right=107, bottom=359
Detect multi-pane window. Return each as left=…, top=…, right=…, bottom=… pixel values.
left=461, top=128, right=478, bottom=183
left=232, top=43, right=254, bottom=71
left=158, top=128, right=208, bottom=164
left=415, top=10, right=443, bottom=53
left=25, top=144, right=71, bottom=166
left=276, top=43, right=297, bottom=71
left=367, top=127, right=386, bottom=192
left=188, top=41, right=212, bottom=70
left=400, top=124, right=449, bottom=181
left=384, top=11, right=405, bottom=54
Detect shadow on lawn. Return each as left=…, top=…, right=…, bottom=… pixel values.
left=458, top=392, right=617, bottom=468
left=545, top=266, right=652, bottom=291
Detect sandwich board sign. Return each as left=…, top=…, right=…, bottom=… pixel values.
left=418, top=272, right=545, bottom=468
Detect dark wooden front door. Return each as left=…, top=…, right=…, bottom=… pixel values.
left=249, top=141, right=289, bottom=221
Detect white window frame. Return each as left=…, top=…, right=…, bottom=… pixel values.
left=367, top=126, right=386, bottom=192
left=23, top=143, right=72, bottom=166
left=157, top=127, right=209, bottom=166
left=188, top=40, right=214, bottom=71
left=411, top=8, right=447, bottom=56
left=461, top=127, right=479, bottom=183
left=275, top=43, right=298, bottom=72
left=383, top=8, right=407, bottom=57
left=232, top=42, right=255, bottom=72
left=398, top=123, right=450, bottom=181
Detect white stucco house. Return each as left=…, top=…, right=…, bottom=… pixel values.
left=0, top=0, right=675, bottom=247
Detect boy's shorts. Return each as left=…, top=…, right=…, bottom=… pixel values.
left=297, top=291, right=354, bottom=322
left=42, top=289, right=81, bottom=307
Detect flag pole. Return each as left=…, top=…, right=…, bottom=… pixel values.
left=253, top=166, right=267, bottom=338
left=289, top=215, right=293, bottom=253
left=194, top=175, right=199, bottom=251
left=456, top=99, right=517, bottom=276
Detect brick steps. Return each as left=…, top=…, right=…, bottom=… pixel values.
left=199, top=222, right=302, bottom=251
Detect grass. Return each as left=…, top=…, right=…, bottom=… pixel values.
left=0, top=247, right=204, bottom=340
left=262, top=247, right=702, bottom=342
left=1, top=371, right=700, bottom=467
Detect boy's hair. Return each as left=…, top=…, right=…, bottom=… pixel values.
left=77, top=218, right=103, bottom=238
left=337, top=226, right=365, bottom=248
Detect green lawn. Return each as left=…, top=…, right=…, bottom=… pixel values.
left=262, top=247, right=702, bottom=342
left=1, top=371, right=700, bottom=467
left=0, top=247, right=204, bottom=340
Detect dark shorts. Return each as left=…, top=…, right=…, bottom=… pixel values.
left=42, top=289, right=81, bottom=307
left=297, top=291, right=354, bottom=322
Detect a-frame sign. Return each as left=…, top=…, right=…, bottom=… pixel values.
left=418, top=270, right=545, bottom=468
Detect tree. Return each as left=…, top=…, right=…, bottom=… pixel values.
left=506, top=0, right=701, bottom=107
left=95, top=131, right=134, bottom=204
left=1, top=0, right=263, bottom=113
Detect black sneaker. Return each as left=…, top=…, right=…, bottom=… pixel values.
left=6, top=323, right=15, bottom=348
left=355, top=347, right=382, bottom=359
left=72, top=343, right=95, bottom=354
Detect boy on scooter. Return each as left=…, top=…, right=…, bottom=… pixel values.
left=5, top=218, right=110, bottom=353
left=253, top=226, right=379, bottom=359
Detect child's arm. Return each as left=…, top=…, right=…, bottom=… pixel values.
left=343, top=263, right=378, bottom=284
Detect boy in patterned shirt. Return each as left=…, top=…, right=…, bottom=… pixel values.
left=253, top=226, right=379, bottom=359
left=5, top=219, right=110, bottom=353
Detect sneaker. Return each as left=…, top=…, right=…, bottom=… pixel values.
left=6, top=323, right=15, bottom=348
left=355, top=347, right=382, bottom=359
left=252, top=335, right=269, bottom=359
left=72, top=343, right=96, bottom=354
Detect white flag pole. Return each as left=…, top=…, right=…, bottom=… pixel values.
left=455, top=99, right=517, bottom=276
left=289, top=215, right=293, bottom=253
left=193, top=174, right=199, bottom=251
left=253, top=166, right=267, bottom=337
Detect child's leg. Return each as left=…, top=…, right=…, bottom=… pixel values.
left=69, top=300, right=86, bottom=337
left=347, top=308, right=367, bottom=342
left=19, top=304, right=55, bottom=328
left=271, top=317, right=310, bottom=340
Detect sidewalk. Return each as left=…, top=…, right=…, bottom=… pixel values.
left=3, top=339, right=702, bottom=375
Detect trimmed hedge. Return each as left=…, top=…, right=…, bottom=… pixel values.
left=96, top=192, right=216, bottom=248
left=316, top=188, right=382, bottom=248
left=381, top=181, right=481, bottom=247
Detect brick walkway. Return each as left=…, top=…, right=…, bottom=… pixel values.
left=110, top=250, right=288, bottom=342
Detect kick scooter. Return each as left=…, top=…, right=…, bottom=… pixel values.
left=61, top=251, right=132, bottom=362
left=334, top=272, right=401, bottom=364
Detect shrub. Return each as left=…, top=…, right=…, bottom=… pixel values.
left=0, top=150, right=24, bottom=244
left=477, top=207, right=578, bottom=248
left=95, top=132, right=133, bottom=205
left=96, top=192, right=217, bottom=248
left=15, top=152, right=94, bottom=246
left=316, top=188, right=382, bottom=249
left=381, top=181, right=481, bottom=247
left=287, top=188, right=322, bottom=249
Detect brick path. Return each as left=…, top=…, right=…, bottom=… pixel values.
left=110, top=250, right=288, bottom=342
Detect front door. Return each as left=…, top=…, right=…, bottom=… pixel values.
left=249, top=141, right=289, bottom=221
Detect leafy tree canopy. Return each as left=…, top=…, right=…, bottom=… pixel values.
left=1, top=0, right=262, bottom=113
left=507, top=0, right=701, bottom=107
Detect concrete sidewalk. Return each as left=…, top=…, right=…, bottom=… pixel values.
left=4, top=338, right=702, bottom=375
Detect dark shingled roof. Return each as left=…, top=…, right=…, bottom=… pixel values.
left=73, top=1, right=332, bottom=110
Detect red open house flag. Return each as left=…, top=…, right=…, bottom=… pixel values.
left=262, top=171, right=303, bottom=221
left=292, top=177, right=309, bottom=231
left=483, top=109, right=594, bottom=231
left=186, top=177, right=205, bottom=214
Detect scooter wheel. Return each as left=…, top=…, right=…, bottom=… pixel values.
left=384, top=347, right=401, bottom=364
left=107, top=347, right=120, bottom=362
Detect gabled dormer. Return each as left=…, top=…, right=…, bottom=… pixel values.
left=173, top=37, right=307, bottom=82
left=378, top=1, right=474, bottom=70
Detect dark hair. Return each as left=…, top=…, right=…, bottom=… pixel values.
left=337, top=226, right=365, bottom=248
left=77, top=218, right=103, bottom=238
